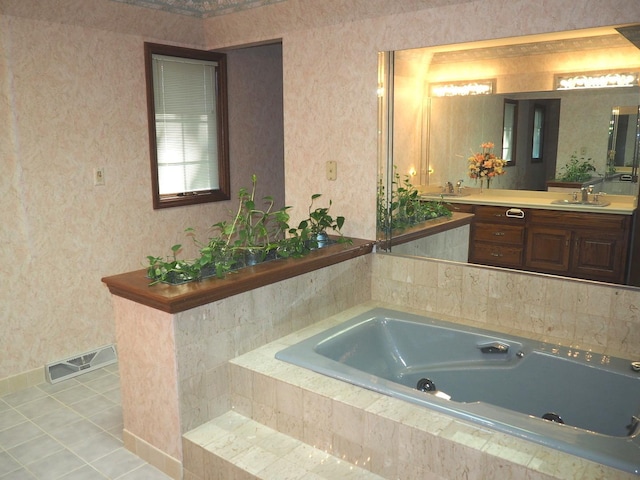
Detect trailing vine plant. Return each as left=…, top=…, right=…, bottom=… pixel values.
left=377, top=166, right=451, bottom=234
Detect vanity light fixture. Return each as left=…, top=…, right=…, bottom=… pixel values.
left=429, top=79, right=495, bottom=97
left=555, top=72, right=639, bottom=90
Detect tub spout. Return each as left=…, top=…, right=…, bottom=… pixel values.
left=478, top=341, right=509, bottom=354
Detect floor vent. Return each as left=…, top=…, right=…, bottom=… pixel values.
left=45, top=344, right=117, bottom=384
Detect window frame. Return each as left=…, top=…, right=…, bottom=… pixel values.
left=501, top=99, right=518, bottom=166
left=144, top=42, right=231, bottom=209
left=531, top=103, right=546, bottom=163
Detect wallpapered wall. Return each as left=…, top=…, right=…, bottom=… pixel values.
left=1, top=0, right=639, bottom=381
left=0, top=0, right=284, bottom=380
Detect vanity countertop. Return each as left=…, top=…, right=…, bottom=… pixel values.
left=420, top=188, right=637, bottom=215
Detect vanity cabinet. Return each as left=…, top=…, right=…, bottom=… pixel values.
left=469, top=206, right=527, bottom=268
left=457, top=203, right=632, bottom=284
left=526, top=209, right=631, bottom=284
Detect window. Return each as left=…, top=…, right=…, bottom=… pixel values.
left=531, top=104, right=545, bottom=163
left=144, top=43, right=230, bottom=209
left=501, top=100, right=518, bottom=165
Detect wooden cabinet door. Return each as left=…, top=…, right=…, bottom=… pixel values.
left=571, top=231, right=627, bottom=283
left=526, top=226, right=572, bottom=273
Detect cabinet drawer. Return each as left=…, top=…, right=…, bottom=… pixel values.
left=471, top=243, right=524, bottom=267
left=529, top=209, right=630, bottom=230
left=474, top=223, right=524, bottom=245
left=474, top=205, right=527, bottom=224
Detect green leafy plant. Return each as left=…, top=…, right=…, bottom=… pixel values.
left=146, top=174, right=347, bottom=285
left=557, top=152, right=597, bottom=182
left=146, top=244, right=200, bottom=285
left=212, top=174, right=292, bottom=265
left=377, top=167, right=451, bottom=233
left=293, top=194, right=347, bottom=250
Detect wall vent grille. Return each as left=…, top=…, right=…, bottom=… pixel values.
left=45, top=344, right=117, bottom=384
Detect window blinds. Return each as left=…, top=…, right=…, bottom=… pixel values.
left=152, top=54, right=220, bottom=195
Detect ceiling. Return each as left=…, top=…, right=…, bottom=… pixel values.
left=431, top=34, right=631, bottom=64
left=109, top=0, right=285, bottom=17
left=394, top=25, right=640, bottom=67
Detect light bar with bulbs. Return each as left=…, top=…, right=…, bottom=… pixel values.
left=555, top=72, right=639, bottom=90
left=429, top=79, right=495, bottom=97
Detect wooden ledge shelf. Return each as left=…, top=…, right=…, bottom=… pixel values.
left=378, top=212, right=474, bottom=249
left=102, top=238, right=374, bottom=314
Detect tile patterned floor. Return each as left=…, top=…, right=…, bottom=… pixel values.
left=0, top=364, right=171, bottom=479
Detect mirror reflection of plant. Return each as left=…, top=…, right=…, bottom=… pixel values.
left=557, top=152, right=597, bottom=182
left=377, top=166, right=451, bottom=232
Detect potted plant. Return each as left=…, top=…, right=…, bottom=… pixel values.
left=146, top=244, right=200, bottom=285
left=145, top=174, right=348, bottom=285
left=218, top=174, right=292, bottom=266
left=296, top=194, right=345, bottom=249
left=556, top=152, right=597, bottom=182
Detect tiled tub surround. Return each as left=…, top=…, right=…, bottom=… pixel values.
left=372, top=254, right=640, bottom=361
left=111, top=251, right=640, bottom=478
left=391, top=223, right=470, bottom=263
left=223, top=302, right=638, bottom=480
left=111, top=254, right=372, bottom=478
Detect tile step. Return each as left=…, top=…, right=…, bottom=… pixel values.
left=183, top=410, right=385, bottom=480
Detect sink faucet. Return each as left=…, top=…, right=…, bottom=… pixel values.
left=581, top=185, right=594, bottom=203
left=445, top=181, right=454, bottom=194
left=456, top=179, right=464, bottom=194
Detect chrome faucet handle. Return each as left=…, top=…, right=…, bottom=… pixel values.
left=572, top=191, right=579, bottom=201
left=594, top=191, right=607, bottom=203
left=588, top=185, right=594, bottom=194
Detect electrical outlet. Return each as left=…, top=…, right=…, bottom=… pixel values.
left=94, top=167, right=105, bottom=186
left=326, top=161, right=337, bottom=181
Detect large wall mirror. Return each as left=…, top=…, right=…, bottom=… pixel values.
left=378, top=24, right=640, bottom=286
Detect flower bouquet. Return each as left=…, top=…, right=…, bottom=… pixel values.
left=468, top=142, right=506, bottom=189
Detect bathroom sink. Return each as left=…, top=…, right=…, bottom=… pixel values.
left=421, top=192, right=471, bottom=198
left=550, top=199, right=611, bottom=207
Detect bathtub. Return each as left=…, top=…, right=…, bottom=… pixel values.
left=275, top=307, right=640, bottom=474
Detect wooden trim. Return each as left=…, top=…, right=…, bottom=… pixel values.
left=379, top=212, right=474, bottom=249
left=102, top=238, right=374, bottom=314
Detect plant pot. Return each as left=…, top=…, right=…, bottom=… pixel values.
left=306, top=232, right=330, bottom=250
left=163, top=271, right=197, bottom=285
left=243, top=249, right=264, bottom=267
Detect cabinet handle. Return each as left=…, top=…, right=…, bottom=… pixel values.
left=493, top=232, right=505, bottom=236
left=491, top=252, right=503, bottom=257
left=506, top=208, right=525, bottom=219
